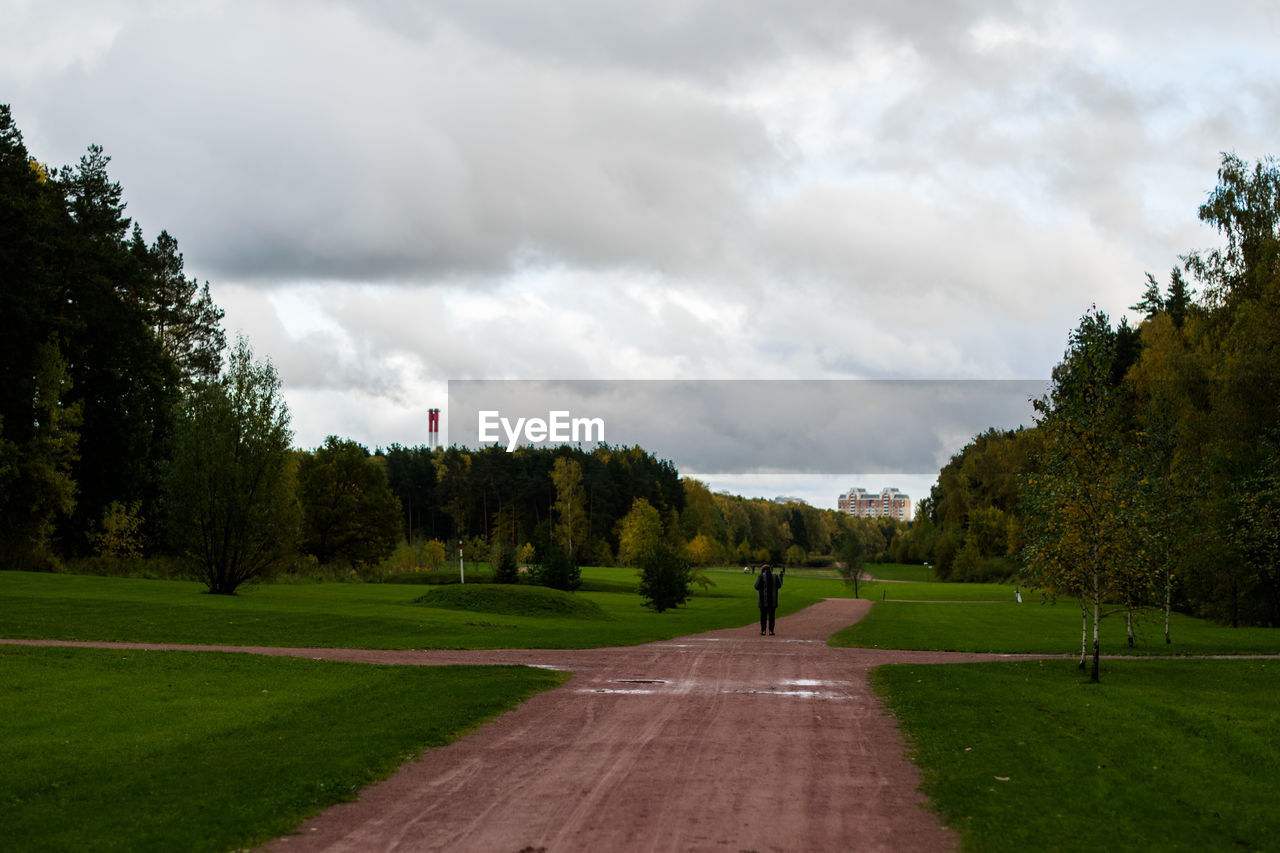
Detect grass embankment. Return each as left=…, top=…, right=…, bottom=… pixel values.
left=415, top=583, right=609, bottom=620
left=0, top=644, right=565, bottom=853
left=0, top=566, right=847, bottom=649
left=874, top=659, right=1280, bottom=852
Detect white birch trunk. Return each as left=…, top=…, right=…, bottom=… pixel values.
left=1091, top=554, right=1101, bottom=683
left=1079, top=598, right=1088, bottom=669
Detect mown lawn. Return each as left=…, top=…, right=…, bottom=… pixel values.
left=0, top=567, right=849, bottom=650
left=873, top=659, right=1280, bottom=852
left=831, top=596, right=1280, bottom=656
left=0, top=645, right=566, bottom=852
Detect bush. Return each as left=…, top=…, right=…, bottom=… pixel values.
left=534, top=546, right=581, bottom=591
left=89, top=501, right=145, bottom=559
left=381, top=538, right=448, bottom=574
left=637, top=544, right=692, bottom=613
left=490, top=541, right=519, bottom=584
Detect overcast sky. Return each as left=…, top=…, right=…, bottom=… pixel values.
left=4, top=1, right=1278, bottom=508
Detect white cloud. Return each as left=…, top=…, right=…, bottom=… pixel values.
left=6, top=0, right=1280, bottom=505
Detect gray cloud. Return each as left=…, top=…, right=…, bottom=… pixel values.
left=7, top=0, right=1280, bottom=502
left=447, top=380, right=1046, bottom=474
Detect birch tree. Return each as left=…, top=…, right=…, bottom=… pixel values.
left=1021, top=308, right=1157, bottom=681
left=550, top=456, right=587, bottom=560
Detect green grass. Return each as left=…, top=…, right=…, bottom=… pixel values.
left=872, top=659, right=1280, bottom=852
left=858, top=579, right=1018, bottom=602
left=831, top=598, right=1280, bottom=656
left=0, top=567, right=849, bottom=650
left=0, top=645, right=566, bottom=852
left=415, top=583, right=609, bottom=620
left=864, top=563, right=936, bottom=582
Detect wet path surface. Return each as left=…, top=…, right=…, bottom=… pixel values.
left=5, top=600, right=1050, bottom=852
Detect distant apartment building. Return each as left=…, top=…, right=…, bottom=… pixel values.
left=838, top=487, right=912, bottom=521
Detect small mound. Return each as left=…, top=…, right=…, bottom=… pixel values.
left=413, top=584, right=608, bottom=620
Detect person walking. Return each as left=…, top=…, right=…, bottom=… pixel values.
left=755, top=564, right=784, bottom=635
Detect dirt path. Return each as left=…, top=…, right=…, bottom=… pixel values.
left=4, top=600, right=1047, bottom=852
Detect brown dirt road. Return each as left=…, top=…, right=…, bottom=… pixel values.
left=5, top=599, right=1045, bottom=852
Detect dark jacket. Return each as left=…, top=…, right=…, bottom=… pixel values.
left=754, top=568, right=783, bottom=608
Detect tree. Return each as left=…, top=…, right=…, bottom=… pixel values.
left=490, top=539, right=520, bottom=584
left=89, top=500, right=145, bottom=560
left=618, top=497, right=691, bottom=612
left=162, top=338, right=299, bottom=594
left=835, top=530, right=865, bottom=598
left=535, top=545, right=581, bottom=591
left=550, top=456, right=587, bottom=560
left=1130, top=272, right=1165, bottom=319
left=297, top=436, right=402, bottom=572
left=617, top=497, right=664, bottom=568
left=684, top=532, right=722, bottom=567
left=1186, top=153, right=1280, bottom=306
left=0, top=339, right=82, bottom=569
left=140, top=229, right=226, bottom=387
left=637, top=543, right=692, bottom=613
left=419, top=539, right=447, bottom=571
left=432, top=446, right=473, bottom=545
left=1020, top=308, right=1155, bottom=681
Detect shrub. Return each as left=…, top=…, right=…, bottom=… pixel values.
left=534, top=546, right=581, bottom=591
left=637, top=543, right=691, bottom=613
left=490, top=541, right=519, bottom=584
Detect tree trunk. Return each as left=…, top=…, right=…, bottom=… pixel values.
left=1126, top=608, right=1134, bottom=648
left=1091, top=596, right=1101, bottom=683
left=1079, top=598, right=1087, bottom=670
left=1164, top=565, right=1172, bottom=644
left=1090, top=560, right=1101, bottom=683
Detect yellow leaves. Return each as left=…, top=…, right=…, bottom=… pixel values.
left=27, top=156, right=50, bottom=183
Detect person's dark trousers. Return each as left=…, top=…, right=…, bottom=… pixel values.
left=760, top=606, right=776, bottom=634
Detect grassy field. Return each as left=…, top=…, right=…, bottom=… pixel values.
left=0, top=644, right=565, bottom=852
left=873, top=659, right=1280, bottom=852
left=9, top=562, right=1278, bottom=852
left=864, top=563, right=936, bottom=582
left=0, top=566, right=850, bottom=650
left=858, top=578, right=1019, bottom=602
left=831, top=595, right=1280, bottom=656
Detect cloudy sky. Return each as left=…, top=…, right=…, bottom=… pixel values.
left=4, top=1, right=1278, bottom=508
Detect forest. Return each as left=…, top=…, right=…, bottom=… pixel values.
left=916, top=154, right=1280, bottom=629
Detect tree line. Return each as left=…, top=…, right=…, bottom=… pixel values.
left=0, top=104, right=226, bottom=571
left=907, top=154, right=1280, bottom=648
left=1, top=104, right=902, bottom=600
left=379, top=443, right=905, bottom=572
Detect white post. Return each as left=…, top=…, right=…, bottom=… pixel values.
left=458, top=540, right=465, bottom=584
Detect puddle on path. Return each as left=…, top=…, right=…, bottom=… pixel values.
left=577, top=677, right=853, bottom=700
